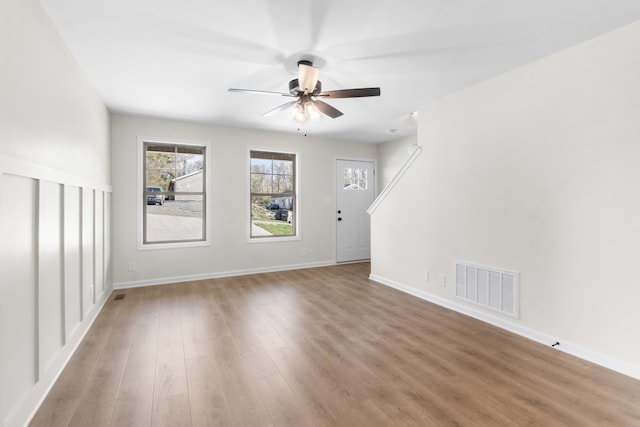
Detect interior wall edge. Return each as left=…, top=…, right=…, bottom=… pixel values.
left=369, top=273, right=640, bottom=382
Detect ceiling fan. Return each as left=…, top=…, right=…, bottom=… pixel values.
left=228, top=60, right=381, bottom=122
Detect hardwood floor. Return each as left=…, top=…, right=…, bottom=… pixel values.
left=31, top=263, right=640, bottom=426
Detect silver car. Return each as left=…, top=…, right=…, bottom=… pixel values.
left=146, top=186, right=165, bottom=205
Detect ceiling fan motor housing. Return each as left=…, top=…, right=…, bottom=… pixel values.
left=289, top=78, right=322, bottom=96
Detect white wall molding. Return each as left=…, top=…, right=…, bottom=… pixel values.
left=0, top=154, right=111, bottom=193
left=114, top=260, right=336, bottom=290
left=369, top=274, right=640, bottom=381
left=0, top=162, right=112, bottom=427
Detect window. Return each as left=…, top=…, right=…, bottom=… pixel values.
left=140, top=139, right=208, bottom=247
left=250, top=150, right=297, bottom=239
left=343, top=167, right=369, bottom=191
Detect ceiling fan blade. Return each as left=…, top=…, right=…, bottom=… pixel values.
left=313, top=100, right=343, bottom=119
left=318, top=87, right=381, bottom=98
left=262, top=100, right=299, bottom=117
left=298, top=62, right=319, bottom=94
left=228, top=88, right=294, bottom=97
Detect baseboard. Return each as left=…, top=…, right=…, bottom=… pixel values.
left=113, top=260, right=336, bottom=289
left=369, top=274, right=640, bottom=381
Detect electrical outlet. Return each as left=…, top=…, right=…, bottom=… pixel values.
left=422, top=270, right=429, bottom=283
left=301, top=248, right=308, bottom=256
left=438, top=274, right=446, bottom=287
left=128, top=261, right=136, bottom=272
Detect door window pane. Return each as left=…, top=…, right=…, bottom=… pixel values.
left=343, top=168, right=368, bottom=190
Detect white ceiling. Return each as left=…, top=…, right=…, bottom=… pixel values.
left=40, top=0, right=640, bottom=143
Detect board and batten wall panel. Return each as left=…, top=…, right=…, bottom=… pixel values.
left=64, top=185, right=83, bottom=340
left=0, top=158, right=112, bottom=427
left=104, top=193, right=112, bottom=296
left=0, top=175, right=39, bottom=424
left=38, top=181, right=65, bottom=374
left=94, top=192, right=105, bottom=299
left=82, top=188, right=95, bottom=314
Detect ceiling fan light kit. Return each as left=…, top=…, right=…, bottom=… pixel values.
left=292, top=100, right=321, bottom=123
left=228, top=59, right=380, bottom=123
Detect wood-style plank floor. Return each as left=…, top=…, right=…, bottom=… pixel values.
left=31, top=263, right=640, bottom=426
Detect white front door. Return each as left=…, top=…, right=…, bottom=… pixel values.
left=336, top=159, right=375, bottom=263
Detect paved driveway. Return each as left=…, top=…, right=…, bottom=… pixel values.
left=146, top=213, right=203, bottom=241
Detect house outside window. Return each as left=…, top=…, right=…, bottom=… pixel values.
left=250, top=150, right=297, bottom=239
left=139, top=138, right=209, bottom=248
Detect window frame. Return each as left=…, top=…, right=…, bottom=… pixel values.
left=247, top=148, right=300, bottom=243
left=137, top=137, right=211, bottom=250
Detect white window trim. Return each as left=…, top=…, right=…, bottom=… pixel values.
left=137, top=136, right=212, bottom=250
left=247, top=147, right=301, bottom=243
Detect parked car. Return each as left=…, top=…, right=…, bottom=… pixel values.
left=275, top=209, right=289, bottom=221
left=266, top=201, right=280, bottom=210
left=146, top=186, right=165, bottom=205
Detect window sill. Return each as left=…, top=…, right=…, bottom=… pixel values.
left=247, top=235, right=300, bottom=244
left=137, top=240, right=210, bottom=251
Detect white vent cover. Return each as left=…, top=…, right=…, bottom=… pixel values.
left=455, top=261, right=519, bottom=318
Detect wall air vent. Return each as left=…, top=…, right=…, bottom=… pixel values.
left=455, top=261, right=519, bottom=318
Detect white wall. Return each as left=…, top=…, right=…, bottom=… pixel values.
left=0, top=1, right=112, bottom=426
left=111, top=114, right=378, bottom=286
left=371, top=20, right=640, bottom=379
left=377, top=135, right=418, bottom=189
